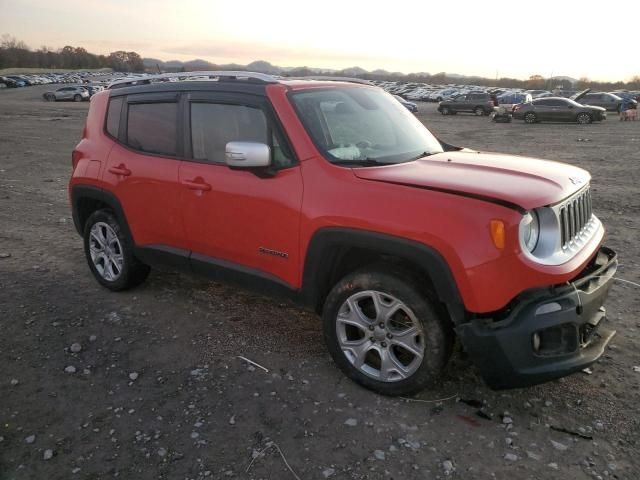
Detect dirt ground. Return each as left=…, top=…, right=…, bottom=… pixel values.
left=1, top=85, right=639, bottom=480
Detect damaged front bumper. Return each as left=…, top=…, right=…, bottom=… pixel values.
left=457, top=246, right=617, bottom=389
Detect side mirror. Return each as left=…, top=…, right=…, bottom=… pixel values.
left=225, top=141, right=271, bottom=168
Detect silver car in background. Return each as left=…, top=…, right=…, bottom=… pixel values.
left=43, top=86, right=90, bottom=102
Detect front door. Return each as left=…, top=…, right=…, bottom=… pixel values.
left=179, top=93, right=303, bottom=287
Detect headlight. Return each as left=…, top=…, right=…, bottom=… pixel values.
left=520, top=211, right=540, bottom=253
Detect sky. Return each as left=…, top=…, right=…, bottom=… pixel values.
left=1, top=0, right=639, bottom=81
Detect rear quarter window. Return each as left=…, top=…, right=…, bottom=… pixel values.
left=105, top=96, right=123, bottom=138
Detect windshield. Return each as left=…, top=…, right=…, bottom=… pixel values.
left=290, top=87, right=443, bottom=165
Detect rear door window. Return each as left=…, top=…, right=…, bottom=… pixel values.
left=126, top=102, right=178, bottom=156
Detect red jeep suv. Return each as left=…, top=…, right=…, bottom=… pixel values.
left=69, top=71, right=617, bottom=395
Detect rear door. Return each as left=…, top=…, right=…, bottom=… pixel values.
left=531, top=99, right=552, bottom=120
left=179, top=92, right=303, bottom=287
left=102, top=92, right=189, bottom=257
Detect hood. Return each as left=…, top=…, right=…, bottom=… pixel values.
left=571, top=88, right=590, bottom=102
left=352, top=151, right=591, bottom=211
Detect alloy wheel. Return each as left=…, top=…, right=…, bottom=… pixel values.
left=89, top=222, right=124, bottom=281
left=336, top=290, right=425, bottom=382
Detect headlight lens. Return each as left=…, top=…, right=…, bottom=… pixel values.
left=520, top=211, right=540, bottom=252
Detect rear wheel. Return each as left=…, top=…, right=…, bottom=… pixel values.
left=576, top=112, right=592, bottom=124
left=524, top=112, right=538, bottom=124
left=474, top=106, right=485, bottom=116
left=45, top=93, right=55, bottom=101
left=322, top=267, right=453, bottom=396
left=73, top=94, right=82, bottom=102
left=83, top=210, right=150, bottom=291
left=441, top=106, right=451, bottom=115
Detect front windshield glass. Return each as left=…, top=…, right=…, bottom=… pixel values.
left=290, top=87, right=443, bottom=165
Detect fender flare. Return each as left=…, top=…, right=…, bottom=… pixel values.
left=300, top=228, right=466, bottom=324
left=70, top=185, right=133, bottom=243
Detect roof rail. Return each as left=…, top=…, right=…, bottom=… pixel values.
left=286, top=76, right=373, bottom=85
left=107, top=71, right=279, bottom=89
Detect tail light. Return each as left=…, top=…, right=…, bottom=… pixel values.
left=72, top=149, right=82, bottom=170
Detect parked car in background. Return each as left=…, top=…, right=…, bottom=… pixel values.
left=578, top=92, right=636, bottom=112
left=513, top=97, right=606, bottom=124
left=393, top=94, right=418, bottom=112
left=438, top=92, right=495, bottom=115
left=5, top=76, right=27, bottom=87
left=83, top=84, right=105, bottom=97
left=525, top=89, right=551, bottom=98
left=429, top=88, right=458, bottom=102
left=497, top=92, right=532, bottom=106
left=610, top=91, right=640, bottom=105
left=43, top=86, right=90, bottom=102
left=0, top=76, right=19, bottom=88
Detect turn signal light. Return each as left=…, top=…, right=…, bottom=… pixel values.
left=490, top=220, right=505, bottom=249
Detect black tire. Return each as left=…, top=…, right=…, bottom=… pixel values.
left=524, top=112, right=537, bottom=124
left=474, top=106, right=485, bottom=116
left=440, top=106, right=451, bottom=115
left=83, top=209, right=150, bottom=291
left=45, top=93, right=55, bottom=102
left=576, top=112, right=592, bottom=124
left=322, top=266, right=453, bottom=396
left=73, top=94, right=82, bottom=102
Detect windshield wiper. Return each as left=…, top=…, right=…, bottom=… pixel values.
left=407, top=151, right=434, bottom=161
left=335, top=158, right=386, bottom=167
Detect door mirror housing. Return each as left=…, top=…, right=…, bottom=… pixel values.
left=225, top=142, right=271, bottom=168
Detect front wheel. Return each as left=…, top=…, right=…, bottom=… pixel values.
left=83, top=210, right=150, bottom=291
left=441, top=106, right=451, bottom=115
left=474, top=106, right=485, bottom=116
left=74, top=94, right=82, bottom=102
left=322, top=267, right=453, bottom=396
left=524, top=112, right=538, bottom=124
left=576, top=112, right=592, bottom=124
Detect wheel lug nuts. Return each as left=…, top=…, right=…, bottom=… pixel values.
left=386, top=333, right=393, bottom=339
left=381, top=342, right=387, bottom=348
left=368, top=325, right=375, bottom=331
left=370, top=337, right=375, bottom=342
left=379, top=323, right=385, bottom=329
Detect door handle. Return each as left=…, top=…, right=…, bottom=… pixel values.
left=108, top=164, right=131, bottom=176
left=182, top=178, right=211, bottom=191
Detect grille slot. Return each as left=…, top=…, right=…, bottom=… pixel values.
left=559, top=187, right=592, bottom=249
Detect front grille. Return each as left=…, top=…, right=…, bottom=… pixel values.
left=559, top=187, right=592, bottom=249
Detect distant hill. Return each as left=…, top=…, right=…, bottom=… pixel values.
left=142, top=58, right=411, bottom=77
left=140, top=57, right=580, bottom=87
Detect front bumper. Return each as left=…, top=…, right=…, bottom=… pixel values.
left=457, top=246, right=617, bottom=389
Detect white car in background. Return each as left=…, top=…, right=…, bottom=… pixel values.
left=42, top=86, right=90, bottom=102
